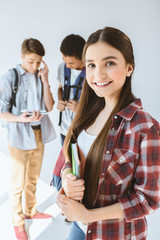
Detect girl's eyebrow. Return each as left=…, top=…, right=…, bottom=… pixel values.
left=86, top=56, right=117, bottom=62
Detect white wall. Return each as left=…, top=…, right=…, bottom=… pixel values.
left=0, top=0, right=160, bottom=119
left=0, top=0, right=160, bottom=239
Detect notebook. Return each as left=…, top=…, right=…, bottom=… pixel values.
left=71, top=143, right=80, bottom=178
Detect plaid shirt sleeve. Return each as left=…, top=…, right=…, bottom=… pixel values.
left=119, top=124, right=160, bottom=222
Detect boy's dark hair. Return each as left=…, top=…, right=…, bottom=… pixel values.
left=60, top=34, right=86, bottom=60
left=21, top=38, right=45, bottom=56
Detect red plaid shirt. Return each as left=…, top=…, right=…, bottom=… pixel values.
left=64, top=99, right=160, bottom=240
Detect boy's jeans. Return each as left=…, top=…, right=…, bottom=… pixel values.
left=9, top=129, right=44, bottom=226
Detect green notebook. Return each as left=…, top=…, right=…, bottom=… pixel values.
left=71, top=143, right=80, bottom=178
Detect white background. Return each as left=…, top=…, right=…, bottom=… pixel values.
left=0, top=0, right=160, bottom=239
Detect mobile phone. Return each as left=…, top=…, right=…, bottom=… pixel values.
left=20, top=110, right=47, bottom=115
left=39, top=110, right=47, bottom=114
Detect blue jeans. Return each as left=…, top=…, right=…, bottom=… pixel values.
left=52, top=175, right=62, bottom=191
left=68, top=221, right=86, bottom=240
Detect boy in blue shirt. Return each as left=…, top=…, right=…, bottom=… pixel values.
left=0, top=38, right=56, bottom=240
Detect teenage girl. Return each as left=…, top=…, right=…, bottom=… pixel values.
left=57, top=27, right=160, bottom=240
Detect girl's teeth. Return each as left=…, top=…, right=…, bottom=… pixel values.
left=96, top=82, right=109, bottom=86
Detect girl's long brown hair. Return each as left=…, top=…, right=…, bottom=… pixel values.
left=64, top=27, right=135, bottom=209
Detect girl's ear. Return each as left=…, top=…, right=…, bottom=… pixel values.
left=126, top=64, right=133, bottom=77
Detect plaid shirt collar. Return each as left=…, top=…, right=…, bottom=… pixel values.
left=116, top=98, right=142, bottom=121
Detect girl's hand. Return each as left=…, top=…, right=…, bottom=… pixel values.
left=62, top=173, right=85, bottom=201
left=56, top=188, right=89, bottom=222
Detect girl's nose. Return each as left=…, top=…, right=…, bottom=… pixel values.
left=95, top=67, right=106, bottom=81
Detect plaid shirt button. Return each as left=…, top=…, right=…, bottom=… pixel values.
left=88, top=230, right=91, bottom=234
left=114, top=115, right=118, bottom=119
left=119, top=156, right=125, bottom=163
left=106, top=150, right=110, bottom=154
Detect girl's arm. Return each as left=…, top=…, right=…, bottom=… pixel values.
left=57, top=189, right=124, bottom=222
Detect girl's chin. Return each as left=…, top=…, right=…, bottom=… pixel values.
left=94, top=91, right=106, bottom=98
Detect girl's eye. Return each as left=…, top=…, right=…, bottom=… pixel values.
left=87, top=63, right=95, bottom=68
left=106, top=61, right=114, bottom=67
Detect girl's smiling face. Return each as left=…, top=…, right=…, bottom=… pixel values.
left=85, top=41, right=133, bottom=102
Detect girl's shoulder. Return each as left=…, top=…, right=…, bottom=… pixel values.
left=132, top=107, right=160, bottom=134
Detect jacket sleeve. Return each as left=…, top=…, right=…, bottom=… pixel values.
left=0, top=70, right=13, bottom=113
left=119, top=124, right=160, bottom=222
left=53, top=147, right=72, bottom=177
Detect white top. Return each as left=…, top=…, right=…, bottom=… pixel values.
left=57, top=62, right=82, bottom=136
left=77, top=129, right=97, bottom=234
left=77, top=129, right=97, bottom=157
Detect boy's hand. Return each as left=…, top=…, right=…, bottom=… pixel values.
left=19, top=110, right=44, bottom=122
left=62, top=173, right=85, bottom=201
left=38, top=60, right=49, bottom=85
left=66, top=100, right=79, bottom=112
left=57, top=100, right=66, bottom=112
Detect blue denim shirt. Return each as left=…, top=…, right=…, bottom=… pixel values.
left=0, top=64, right=56, bottom=150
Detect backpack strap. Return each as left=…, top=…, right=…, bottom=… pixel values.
left=59, top=65, right=71, bottom=126
left=73, top=67, right=85, bottom=100
left=11, top=68, right=19, bottom=108
left=58, top=65, right=85, bottom=126
left=63, top=64, right=71, bottom=100
left=63, top=65, right=86, bottom=101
